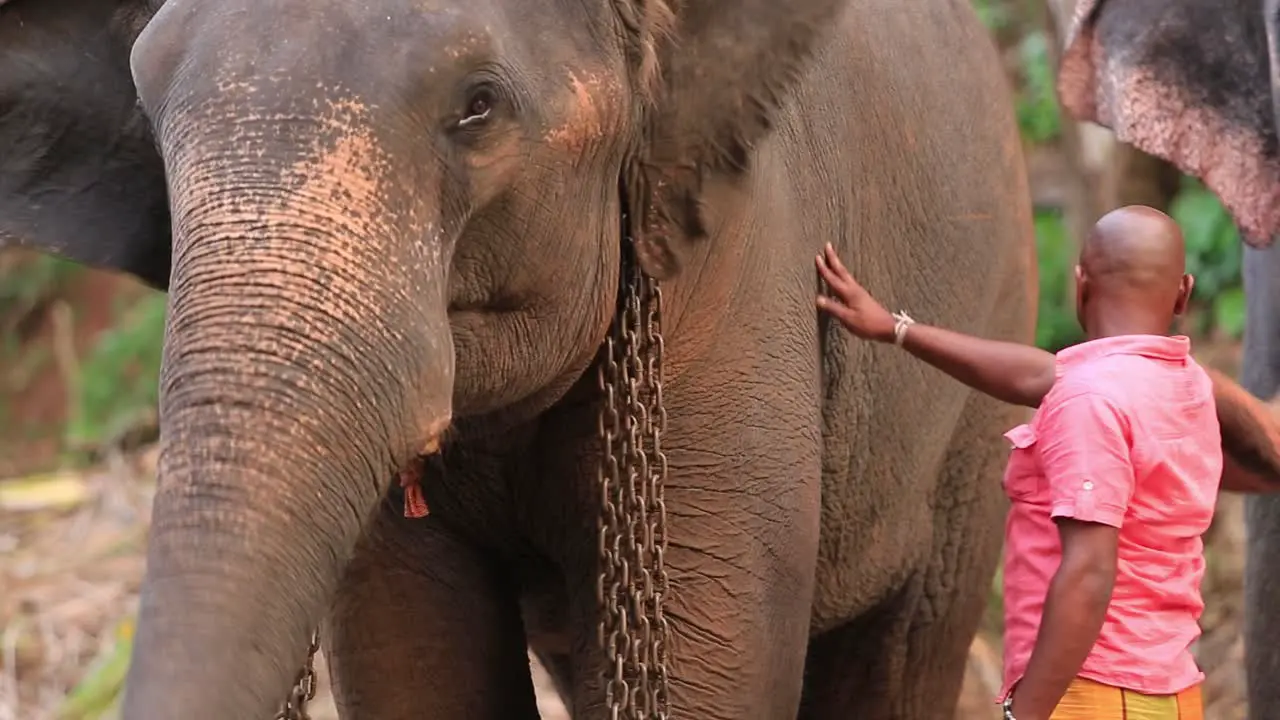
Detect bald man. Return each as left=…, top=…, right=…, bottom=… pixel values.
left=817, top=205, right=1212, bottom=720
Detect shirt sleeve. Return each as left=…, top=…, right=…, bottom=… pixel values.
left=1036, top=390, right=1135, bottom=528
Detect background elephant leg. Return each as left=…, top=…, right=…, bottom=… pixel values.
left=1240, top=244, right=1280, bottom=720
left=325, top=498, right=540, bottom=720
left=799, top=394, right=1010, bottom=720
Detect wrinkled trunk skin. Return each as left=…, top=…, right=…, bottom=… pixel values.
left=120, top=106, right=451, bottom=717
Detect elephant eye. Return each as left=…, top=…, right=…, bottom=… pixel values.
left=458, top=85, right=495, bottom=129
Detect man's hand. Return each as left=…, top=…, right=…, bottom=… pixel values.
left=814, top=241, right=1054, bottom=407
left=816, top=243, right=896, bottom=342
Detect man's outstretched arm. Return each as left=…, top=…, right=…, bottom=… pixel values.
left=815, top=244, right=1055, bottom=408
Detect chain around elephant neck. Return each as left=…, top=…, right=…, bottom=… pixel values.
left=596, top=232, right=674, bottom=719
left=276, top=630, right=320, bottom=720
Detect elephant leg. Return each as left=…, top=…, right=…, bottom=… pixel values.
left=799, top=394, right=1009, bottom=720
left=1240, top=244, right=1280, bottom=719
left=324, top=498, right=540, bottom=720
left=555, top=386, right=822, bottom=719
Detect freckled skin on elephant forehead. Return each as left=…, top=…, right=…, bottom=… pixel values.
left=163, top=93, right=440, bottom=326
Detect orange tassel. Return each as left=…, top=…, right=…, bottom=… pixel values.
left=399, top=460, right=429, bottom=518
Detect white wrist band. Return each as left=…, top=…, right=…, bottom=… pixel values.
left=891, top=311, right=915, bottom=346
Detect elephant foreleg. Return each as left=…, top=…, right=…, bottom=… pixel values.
left=563, top=380, right=823, bottom=720
left=799, top=390, right=1009, bottom=720
left=324, top=499, right=539, bottom=720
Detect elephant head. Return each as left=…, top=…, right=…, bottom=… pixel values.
left=0, top=0, right=844, bottom=715
left=1056, top=0, right=1280, bottom=245
left=0, top=0, right=169, bottom=289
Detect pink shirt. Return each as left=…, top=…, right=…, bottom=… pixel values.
left=999, top=334, right=1221, bottom=699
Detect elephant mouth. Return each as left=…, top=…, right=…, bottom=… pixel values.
left=446, top=283, right=531, bottom=315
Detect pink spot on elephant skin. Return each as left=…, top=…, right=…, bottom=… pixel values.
left=544, top=71, right=614, bottom=154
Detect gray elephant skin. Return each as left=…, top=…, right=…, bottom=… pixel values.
left=1, top=0, right=1037, bottom=718
left=1057, top=2, right=1280, bottom=718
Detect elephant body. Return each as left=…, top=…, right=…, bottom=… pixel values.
left=327, top=5, right=1036, bottom=718
left=2, top=0, right=1035, bottom=717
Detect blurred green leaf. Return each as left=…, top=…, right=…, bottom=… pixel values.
left=973, top=0, right=1012, bottom=31
left=1214, top=287, right=1247, bottom=340
left=1169, top=184, right=1244, bottom=335
left=1032, top=209, right=1086, bottom=351
left=66, top=293, right=166, bottom=451
left=1015, top=31, right=1062, bottom=143
left=56, top=618, right=134, bottom=720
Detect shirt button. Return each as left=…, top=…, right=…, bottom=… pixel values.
left=1083, top=481, right=1094, bottom=491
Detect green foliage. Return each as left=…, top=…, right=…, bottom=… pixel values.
left=1169, top=181, right=1246, bottom=338
left=974, top=0, right=1062, bottom=143
left=56, top=618, right=134, bottom=720
left=0, top=256, right=82, bottom=360
left=0, top=255, right=81, bottom=315
left=66, top=293, right=167, bottom=452
left=1014, top=31, right=1061, bottom=144
left=972, top=0, right=1013, bottom=32
left=1032, top=210, right=1085, bottom=351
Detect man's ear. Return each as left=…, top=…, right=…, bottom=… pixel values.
left=620, top=0, right=848, bottom=280
left=1174, top=273, right=1195, bottom=315
left=1074, top=264, right=1088, bottom=317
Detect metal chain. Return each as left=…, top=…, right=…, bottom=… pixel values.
left=276, top=631, right=320, bottom=720
left=597, top=233, right=673, bottom=719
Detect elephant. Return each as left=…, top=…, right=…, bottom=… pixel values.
left=7, top=0, right=1280, bottom=719
left=3, top=0, right=1038, bottom=716
left=1055, top=1, right=1280, bottom=717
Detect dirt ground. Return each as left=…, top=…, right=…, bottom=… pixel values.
left=0, top=344, right=1253, bottom=720
left=0, top=452, right=1251, bottom=720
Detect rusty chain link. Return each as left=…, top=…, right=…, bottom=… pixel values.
left=275, top=630, right=320, bottom=720
left=597, top=232, right=673, bottom=719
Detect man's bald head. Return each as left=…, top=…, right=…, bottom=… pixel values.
left=1075, top=205, right=1194, bottom=338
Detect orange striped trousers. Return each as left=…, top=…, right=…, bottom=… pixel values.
left=1048, top=677, right=1203, bottom=720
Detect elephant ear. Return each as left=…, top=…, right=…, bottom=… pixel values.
left=1057, top=0, right=1280, bottom=246
left=620, top=0, right=848, bottom=279
left=0, top=0, right=171, bottom=290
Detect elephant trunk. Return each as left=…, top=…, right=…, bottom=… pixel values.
left=121, top=117, right=452, bottom=718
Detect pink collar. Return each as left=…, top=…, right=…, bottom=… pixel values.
left=1055, top=334, right=1190, bottom=377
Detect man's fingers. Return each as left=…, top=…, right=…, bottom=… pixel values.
left=816, top=295, right=861, bottom=329
left=816, top=254, right=847, bottom=290
left=823, top=243, right=853, bottom=279
left=816, top=252, right=861, bottom=298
